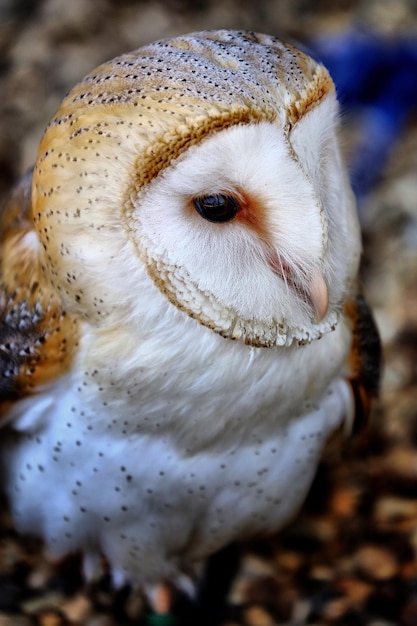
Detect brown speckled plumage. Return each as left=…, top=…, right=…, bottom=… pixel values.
left=0, top=171, right=79, bottom=417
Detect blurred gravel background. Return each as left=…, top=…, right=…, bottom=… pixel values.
left=1, top=1, right=417, bottom=624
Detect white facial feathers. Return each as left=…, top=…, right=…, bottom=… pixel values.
left=129, top=107, right=355, bottom=346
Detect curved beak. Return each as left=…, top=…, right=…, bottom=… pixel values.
left=309, top=271, right=329, bottom=323
left=266, top=249, right=329, bottom=323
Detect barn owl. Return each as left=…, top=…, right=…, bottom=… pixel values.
left=0, top=30, right=380, bottom=618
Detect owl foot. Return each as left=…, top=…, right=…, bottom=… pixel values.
left=146, top=581, right=175, bottom=613
left=145, top=582, right=180, bottom=625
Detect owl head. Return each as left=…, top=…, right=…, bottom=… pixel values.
left=32, top=30, right=360, bottom=348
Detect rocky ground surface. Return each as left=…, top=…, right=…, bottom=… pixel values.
left=1, top=0, right=417, bottom=624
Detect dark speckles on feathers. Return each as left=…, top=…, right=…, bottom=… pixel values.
left=0, top=170, right=80, bottom=416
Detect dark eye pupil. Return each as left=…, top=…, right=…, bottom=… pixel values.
left=193, top=194, right=240, bottom=223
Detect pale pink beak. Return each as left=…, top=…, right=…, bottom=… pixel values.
left=309, top=271, right=329, bottom=323
left=266, top=249, right=329, bottom=323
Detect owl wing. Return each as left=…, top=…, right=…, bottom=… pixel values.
left=0, top=171, right=80, bottom=421
left=346, top=293, right=382, bottom=432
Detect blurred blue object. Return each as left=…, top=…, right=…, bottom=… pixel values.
left=309, top=29, right=417, bottom=209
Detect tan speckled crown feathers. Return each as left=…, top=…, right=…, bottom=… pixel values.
left=35, top=30, right=332, bottom=190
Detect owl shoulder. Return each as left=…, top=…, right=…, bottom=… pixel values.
left=346, top=292, right=382, bottom=432
left=0, top=171, right=80, bottom=420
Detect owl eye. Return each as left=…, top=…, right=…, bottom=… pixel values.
left=193, top=194, right=240, bottom=223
